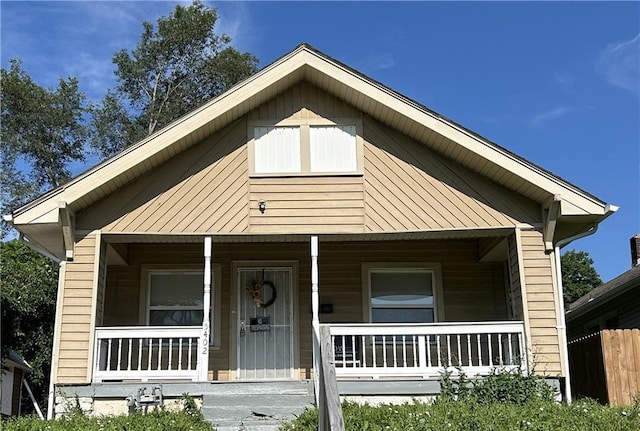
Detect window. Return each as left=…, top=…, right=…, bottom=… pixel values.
left=251, top=122, right=360, bottom=175
left=142, top=267, right=221, bottom=346
left=148, top=271, right=205, bottom=326
left=310, top=125, right=357, bottom=172
left=254, top=126, right=301, bottom=174
left=364, top=265, right=442, bottom=323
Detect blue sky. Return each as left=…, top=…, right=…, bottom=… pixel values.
left=1, top=1, right=638, bottom=282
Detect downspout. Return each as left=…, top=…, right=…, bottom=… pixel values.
left=553, top=223, right=598, bottom=404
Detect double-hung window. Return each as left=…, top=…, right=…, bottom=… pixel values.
left=148, top=271, right=205, bottom=327
left=366, top=267, right=441, bottom=323
left=252, top=123, right=359, bottom=175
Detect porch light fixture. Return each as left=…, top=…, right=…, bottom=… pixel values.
left=258, top=201, right=266, bottom=213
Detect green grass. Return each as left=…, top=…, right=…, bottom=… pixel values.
left=2, top=409, right=215, bottom=431
left=279, top=399, right=640, bottom=431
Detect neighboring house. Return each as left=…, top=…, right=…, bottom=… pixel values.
left=566, top=235, right=640, bottom=339
left=1, top=351, right=32, bottom=418
left=566, top=235, right=640, bottom=406
left=5, top=44, right=617, bottom=422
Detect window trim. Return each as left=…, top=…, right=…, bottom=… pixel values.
left=248, top=118, right=364, bottom=177
left=361, top=262, right=445, bottom=323
left=139, top=265, right=222, bottom=347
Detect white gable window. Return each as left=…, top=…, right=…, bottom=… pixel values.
left=254, top=126, right=301, bottom=174
left=310, top=125, right=357, bottom=172
left=251, top=122, right=361, bottom=175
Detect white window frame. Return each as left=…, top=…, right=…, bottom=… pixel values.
left=362, top=262, right=445, bottom=323
left=139, top=265, right=222, bottom=347
left=248, top=118, right=363, bottom=176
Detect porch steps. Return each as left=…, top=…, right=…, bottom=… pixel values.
left=202, top=380, right=315, bottom=431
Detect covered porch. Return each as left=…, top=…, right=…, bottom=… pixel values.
left=90, top=229, right=534, bottom=384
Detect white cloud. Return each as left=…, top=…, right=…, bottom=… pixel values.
left=531, top=106, right=572, bottom=125
left=596, top=33, right=640, bottom=96
left=531, top=105, right=594, bottom=126
left=554, top=72, right=575, bottom=93
left=215, top=2, right=255, bottom=53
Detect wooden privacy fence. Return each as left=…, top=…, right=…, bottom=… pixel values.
left=568, top=329, right=640, bottom=406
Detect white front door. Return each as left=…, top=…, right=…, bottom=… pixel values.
left=237, top=267, right=294, bottom=380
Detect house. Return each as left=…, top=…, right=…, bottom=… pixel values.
left=1, top=351, right=34, bottom=418
left=566, top=235, right=640, bottom=339
left=5, top=44, right=617, bottom=425
left=567, top=235, right=640, bottom=405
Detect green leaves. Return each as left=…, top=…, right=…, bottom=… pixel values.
left=1, top=59, right=87, bottom=234
left=1, top=240, right=59, bottom=414
left=89, top=0, right=258, bottom=158
left=561, top=250, right=603, bottom=306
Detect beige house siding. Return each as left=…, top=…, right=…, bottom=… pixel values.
left=76, top=81, right=541, bottom=237
left=248, top=176, right=365, bottom=233
left=362, top=118, right=541, bottom=231
left=76, top=119, right=250, bottom=234
left=100, top=239, right=508, bottom=379
left=55, top=234, right=99, bottom=384
left=246, top=81, right=360, bottom=122
left=519, top=229, right=562, bottom=376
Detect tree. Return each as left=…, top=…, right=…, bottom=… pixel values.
left=561, top=250, right=602, bottom=306
left=90, top=0, right=258, bottom=158
left=1, top=59, right=87, bottom=236
left=1, top=240, right=59, bottom=415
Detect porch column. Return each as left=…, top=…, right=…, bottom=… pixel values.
left=200, top=237, right=212, bottom=381
left=310, top=236, right=323, bottom=408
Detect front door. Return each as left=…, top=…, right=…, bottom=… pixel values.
left=237, top=267, right=294, bottom=380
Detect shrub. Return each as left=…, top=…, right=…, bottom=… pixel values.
left=2, top=395, right=214, bottom=431
left=439, top=367, right=556, bottom=405
left=279, top=399, right=640, bottom=431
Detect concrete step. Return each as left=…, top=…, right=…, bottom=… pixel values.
left=201, top=380, right=314, bottom=431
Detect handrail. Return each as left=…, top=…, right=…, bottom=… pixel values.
left=319, top=325, right=345, bottom=431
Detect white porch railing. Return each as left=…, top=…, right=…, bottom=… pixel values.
left=93, top=326, right=202, bottom=382
left=324, top=321, right=527, bottom=379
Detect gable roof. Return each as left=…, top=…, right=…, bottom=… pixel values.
left=566, top=264, right=640, bottom=321
left=6, top=43, right=616, bottom=257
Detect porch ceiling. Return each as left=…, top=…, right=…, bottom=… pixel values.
left=101, top=227, right=514, bottom=244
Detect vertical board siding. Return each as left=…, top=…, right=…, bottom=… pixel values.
left=56, top=235, right=98, bottom=384
left=102, top=239, right=507, bottom=380
left=568, top=332, right=608, bottom=403
left=519, top=229, right=562, bottom=375
left=247, top=81, right=360, bottom=121
left=363, top=119, right=541, bottom=231
left=248, top=176, right=365, bottom=233
left=601, top=329, right=640, bottom=406
left=569, top=329, right=640, bottom=406
left=76, top=120, right=250, bottom=234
